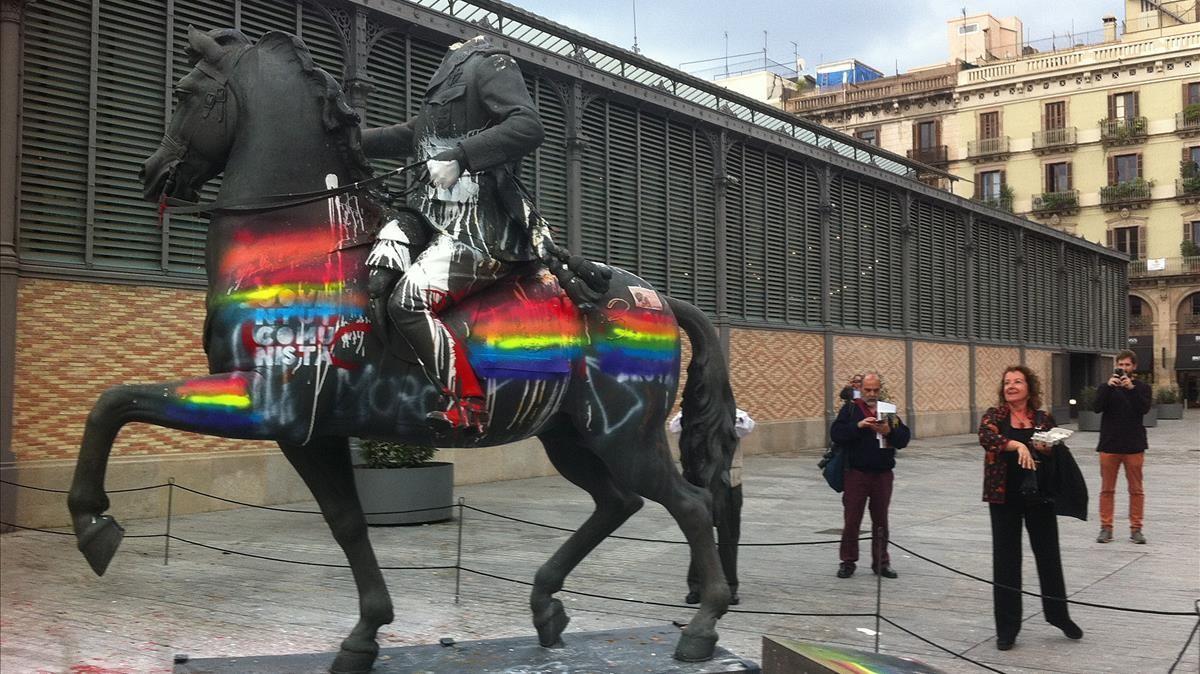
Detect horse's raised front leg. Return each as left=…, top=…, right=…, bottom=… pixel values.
left=279, top=437, right=393, bottom=674
left=67, top=372, right=274, bottom=576
left=597, top=429, right=729, bottom=662
left=530, top=423, right=644, bottom=648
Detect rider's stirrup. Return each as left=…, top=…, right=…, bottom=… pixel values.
left=426, top=396, right=488, bottom=435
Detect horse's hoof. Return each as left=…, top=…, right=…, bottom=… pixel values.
left=76, top=514, right=125, bottom=576
left=534, top=598, right=569, bottom=648
left=330, top=643, right=378, bottom=674
left=673, top=631, right=717, bottom=662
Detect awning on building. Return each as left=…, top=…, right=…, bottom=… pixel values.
left=1176, top=333, right=1200, bottom=371
left=1127, top=334, right=1154, bottom=371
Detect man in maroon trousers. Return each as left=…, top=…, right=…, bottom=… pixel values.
left=830, top=372, right=910, bottom=579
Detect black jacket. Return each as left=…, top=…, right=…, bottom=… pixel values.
left=1049, top=443, right=1089, bottom=520
left=1092, top=379, right=1152, bottom=453
left=830, top=401, right=911, bottom=473
left=362, top=38, right=544, bottom=261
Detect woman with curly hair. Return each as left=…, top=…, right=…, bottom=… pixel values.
left=978, top=365, right=1084, bottom=651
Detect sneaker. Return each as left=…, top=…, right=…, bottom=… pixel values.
left=1130, top=529, right=1146, bottom=544
left=836, top=562, right=855, bottom=578
left=1096, top=527, right=1113, bottom=543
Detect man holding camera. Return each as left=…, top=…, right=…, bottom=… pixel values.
left=1091, top=350, right=1152, bottom=544
left=830, top=372, right=910, bottom=579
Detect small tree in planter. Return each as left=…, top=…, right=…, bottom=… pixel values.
left=1155, top=385, right=1184, bottom=420
left=1076, top=385, right=1102, bottom=432
left=354, top=440, right=453, bottom=526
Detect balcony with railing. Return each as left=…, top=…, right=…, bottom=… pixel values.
left=906, top=145, right=948, bottom=166
left=1100, top=179, right=1153, bottom=210
left=1128, top=256, right=1200, bottom=278
left=1032, top=127, right=1077, bottom=154
left=976, top=186, right=1014, bottom=213
left=1176, top=107, right=1200, bottom=137
left=1100, top=116, right=1149, bottom=146
left=1031, top=189, right=1080, bottom=216
left=968, top=136, right=1011, bottom=162
left=1176, top=177, right=1200, bottom=204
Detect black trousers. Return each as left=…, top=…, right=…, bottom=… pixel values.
left=989, top=500, right=1072, bottom=639
left=687, top=485, right=743, bottom=593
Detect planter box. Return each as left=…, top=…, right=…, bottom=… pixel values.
left=1157, top=402, right=1184, bottom=420
left=354, top=461, right=454, bottom=526
left=1076, top=410, right=1102, bottom=432
left=1142, top=405, right=1158, bottom=428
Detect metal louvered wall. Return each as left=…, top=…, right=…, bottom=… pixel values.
left=15, top=0, right=1128, bottom=352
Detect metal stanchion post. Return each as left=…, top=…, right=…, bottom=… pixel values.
left=164, top=478, right=175, bottom=565
left=874, top=524, right=883, bottom=653
left=454, top=496, right=465, bottom=604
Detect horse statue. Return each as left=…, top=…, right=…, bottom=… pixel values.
left=67, top=27, right=739, bottom=673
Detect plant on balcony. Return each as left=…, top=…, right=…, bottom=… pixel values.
left=1185, top=103, right=1200, bottom=123
left=1036, top=190, right=1078, bottom=212
left=1100, top=116, right=1147, bottom=141
left=1182, top=239, right=1200, bottom=257
left=981, top=185, right=1014, bottom=212
left=1181, top=160, right=1200, bottom=194
left=1102, top=177, right=1154, bottom=203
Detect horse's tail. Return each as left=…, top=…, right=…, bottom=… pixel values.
left=667, top=296, right=739, bottom=520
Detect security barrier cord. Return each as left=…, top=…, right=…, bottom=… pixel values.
left=876, top=616, right=1006, bottom=674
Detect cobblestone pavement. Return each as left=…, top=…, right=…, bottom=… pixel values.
left=2, top=413, right=1197, bottom=673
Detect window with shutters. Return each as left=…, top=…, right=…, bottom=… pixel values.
left=1113, top=226, right=1141, bottom=259
left=1187, top=221, right=1200, bottom=248
left=1045, top=162, right=1071, bottom=192
left=979, top=171, right=1002, bottom=199
left=1113, top=153, right=1140, bottom=183
left=916, top=121, right=937, bottom=148
left=1044, top=101, right=1066, bottom=129
left=979, top=112, right=1000, bottom=139
left=1111, top=92, right=1138, bottom=120
left=1186, top=82, right=1200, bottom=105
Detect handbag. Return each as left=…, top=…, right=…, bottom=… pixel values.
left=820, top=444, right=847, bottom=493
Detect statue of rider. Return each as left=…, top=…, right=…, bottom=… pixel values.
left=362, top=35, right=544, bottom=434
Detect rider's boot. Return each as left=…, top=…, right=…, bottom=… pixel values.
left=426, top=394, right=488, bottom=435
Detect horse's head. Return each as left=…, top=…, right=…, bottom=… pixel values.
left=140, top=26, right=250, bottom=203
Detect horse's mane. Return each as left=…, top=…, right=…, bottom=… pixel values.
left=250, top=31, right=373, bottom=181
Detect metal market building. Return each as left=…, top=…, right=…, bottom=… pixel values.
left=0, top=0, right=1129, bottom=525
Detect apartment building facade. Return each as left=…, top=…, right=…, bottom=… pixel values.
left=788, top=2, right=1200, bottom=403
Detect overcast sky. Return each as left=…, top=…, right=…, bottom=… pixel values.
left=511, top=1, right=1128, bottom=78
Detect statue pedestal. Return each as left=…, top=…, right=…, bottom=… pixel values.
left=761, top=636, right=945, bottom=673
left=174, top=625, right=760, bottom=673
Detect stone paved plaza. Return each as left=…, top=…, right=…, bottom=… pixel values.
left=2, top=413, right=1197, bottom=673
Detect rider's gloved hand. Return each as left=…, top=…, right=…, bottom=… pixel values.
left=427, top=147, right=465, bottom=189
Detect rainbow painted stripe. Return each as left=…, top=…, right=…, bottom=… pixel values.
left=597, top=310, right=678, bottom=377
left=467, top=299, right=584, bottom=378
left=165, top=376, right=262, bottom=431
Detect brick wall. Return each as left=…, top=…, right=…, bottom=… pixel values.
left=974, top=346, right=1021, bottom=412
left=913, top=342, right=970, bottom=412
left=1024, top=349, right=1055, bottom=409
left=728, top=328, right=824, bottom=421
left=12, top=278, right=273, bottom=461
left=833, top=335, right=907, bottom=416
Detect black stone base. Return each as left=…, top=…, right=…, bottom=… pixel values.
left=174, top=625, right=760, bottom=673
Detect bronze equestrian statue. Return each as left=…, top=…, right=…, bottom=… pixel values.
left=67, top=27, right=739, bottom=673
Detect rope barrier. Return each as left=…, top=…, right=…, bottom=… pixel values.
left=171, top=483, right=456, bottom=516
left=0, top=521, right=162, bottom=539
left=457, top=567, right=877, bottom=618
left=167, top=535, right=456, bottom=571
left=890, top=541, right=1196, bottom=616
left=0, top=478, right=168, bottom=494
left=461, top=504, right=855, bottom=546
left=876, top=615, right=1007, bottom=674
left=1167, top=604, right=1200, bottom=673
